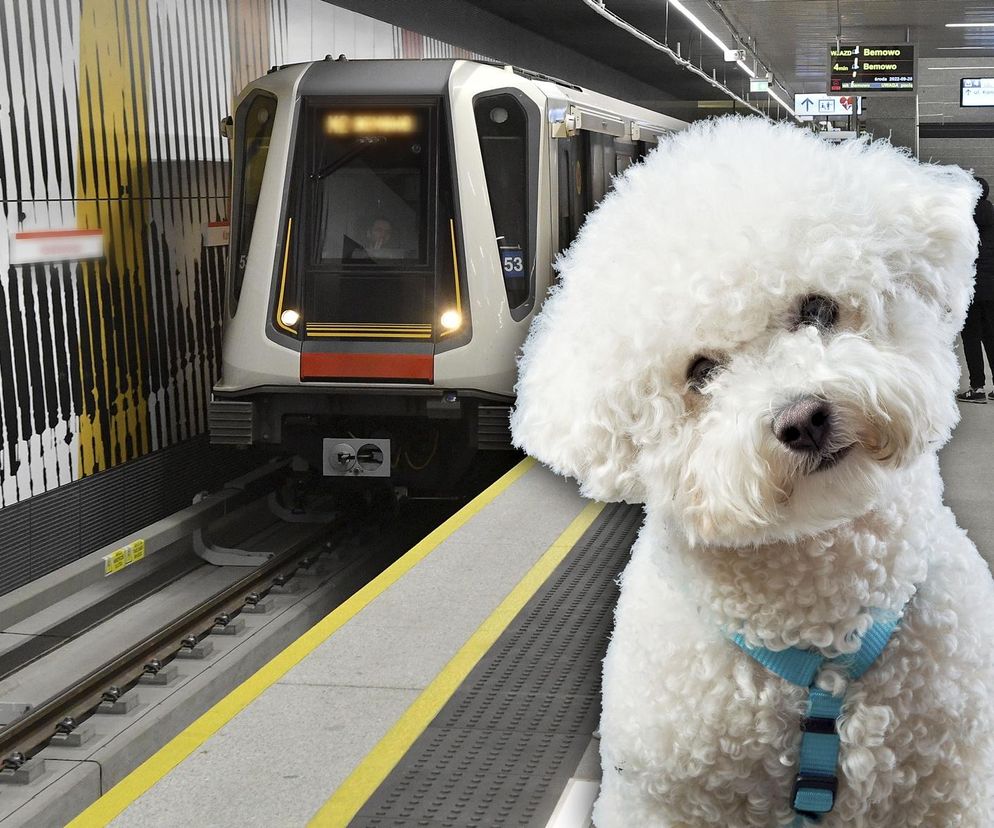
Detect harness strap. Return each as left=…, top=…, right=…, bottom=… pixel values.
left=729, top=634, right=823, bottom=686
left=729, top=611, right=905, bottom=825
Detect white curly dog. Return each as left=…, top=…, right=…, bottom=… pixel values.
left=511, top=117, right=994, bottom=827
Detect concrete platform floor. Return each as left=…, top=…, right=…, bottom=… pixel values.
left=939, top=400, right=994, bottom=568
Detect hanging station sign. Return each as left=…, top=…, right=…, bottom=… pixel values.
left=829, top=44, right=915, bottom=93
left=793, top=93, right=862, bottom=118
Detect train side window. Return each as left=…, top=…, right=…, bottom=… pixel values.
left=474, top=93, right=531, bottom=310
left=229, top=91, right=277, bottom=315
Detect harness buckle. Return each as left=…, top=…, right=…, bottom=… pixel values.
left=792, top=772, right=838, bottom=817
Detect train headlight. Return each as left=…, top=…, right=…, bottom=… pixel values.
left=440, top=310, right=462, bottom=331
left=280, top=309, right=300, bottom=328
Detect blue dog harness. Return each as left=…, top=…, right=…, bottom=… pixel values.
left=729, top=609, right=905, bottom=825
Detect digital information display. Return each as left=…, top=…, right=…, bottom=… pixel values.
left=830, top=44, right=915, bottom=93
left=962, top=78, right=994, bottom=107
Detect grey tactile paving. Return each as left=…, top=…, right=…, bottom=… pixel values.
left=358, top=729, right=587, bottom=828
left=354, top=503, right=642, bottom=828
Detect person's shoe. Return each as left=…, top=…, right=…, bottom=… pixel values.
left=957, top=388, right=988, bottom=403
left=989, top=391, right=994, bottom=401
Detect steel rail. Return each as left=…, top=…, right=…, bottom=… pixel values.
left=0, top=518, right=337, bottom=768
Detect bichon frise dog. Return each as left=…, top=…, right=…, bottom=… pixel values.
left=511, top=117, right=994, bottom=827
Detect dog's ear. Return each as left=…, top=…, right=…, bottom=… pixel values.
left=889, top=160, right=981, bottom=331
left=510, top=248, right=651, bottom=503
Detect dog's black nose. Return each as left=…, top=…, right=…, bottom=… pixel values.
left=772, top=397, right=832, bottom=453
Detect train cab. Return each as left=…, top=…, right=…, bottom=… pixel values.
left=209, top=57, right=684, bottom=488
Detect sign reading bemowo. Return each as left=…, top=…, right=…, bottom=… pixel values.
left=830, top=44, right=915, bottom=93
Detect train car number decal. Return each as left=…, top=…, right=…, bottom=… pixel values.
left=103, top=539, right=146, bottom=575
left=500, top=246, right=525, bottom=281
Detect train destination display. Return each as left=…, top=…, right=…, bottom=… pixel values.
left=829, top=44, right=915, bottom=93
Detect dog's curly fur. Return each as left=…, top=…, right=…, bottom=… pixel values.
left=511, top=116, right=994, bottom=827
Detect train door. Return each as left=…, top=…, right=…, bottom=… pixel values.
left=557, top=132, right=591, bottom=253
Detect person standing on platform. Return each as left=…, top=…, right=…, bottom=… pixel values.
left=958, top=176, right=994, bottom=403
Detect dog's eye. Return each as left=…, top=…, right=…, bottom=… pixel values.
left=798, top=295, right=839, bottom=329
left=687, top=356, right=720, bottom=391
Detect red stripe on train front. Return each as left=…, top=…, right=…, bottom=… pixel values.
left=300, top=352, right=433, bottom=382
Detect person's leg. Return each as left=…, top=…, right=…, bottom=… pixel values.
left=979, top=299, right=994, bottom=394
left=961, top=300, right=987, bottom=391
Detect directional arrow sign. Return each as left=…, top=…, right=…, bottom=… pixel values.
left=793, top=93, right=862, bottom=117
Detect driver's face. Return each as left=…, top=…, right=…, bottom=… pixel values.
left=370, top=220, right=391, bottom=246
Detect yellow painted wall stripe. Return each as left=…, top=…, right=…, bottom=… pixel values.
left=67, top=456, right=538, bottom=827
left=309, top=498, right=606, bottom=827
left=77, top=0, right=153, bottom=475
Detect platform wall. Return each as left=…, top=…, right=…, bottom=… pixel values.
left=918, top=57, right=994, bottom=186
left=0, top=0, right=487, bottom=593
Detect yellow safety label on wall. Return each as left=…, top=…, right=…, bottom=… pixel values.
left=103, top=539, right=146, bottom=576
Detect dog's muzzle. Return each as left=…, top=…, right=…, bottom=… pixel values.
left=772, top=397, right=854, bottom=473
left=772, top=397, right=833, bottom=454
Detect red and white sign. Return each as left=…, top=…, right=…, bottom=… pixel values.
left=9, top=228, right=104, bottom=265
left=204, top=221, right=230, bottom=248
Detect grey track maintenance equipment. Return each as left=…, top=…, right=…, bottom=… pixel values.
left=353, top=502, right=642, bottom=827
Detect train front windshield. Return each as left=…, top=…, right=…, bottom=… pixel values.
left=311, top=109, right=429, bottom=267
left=279, top=100, right=458, bottom=339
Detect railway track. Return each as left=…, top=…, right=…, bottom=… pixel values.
left=0, top=458, right=381, bottom=785
left=0, top=517, right=341, bottom=776
left=0, top=455, right=512, bottom=824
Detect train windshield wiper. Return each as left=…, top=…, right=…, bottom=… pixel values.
left=309, top=137, right=385, bottom=181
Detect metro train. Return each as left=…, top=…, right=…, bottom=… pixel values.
left=209, top=57, right=687, bottom=488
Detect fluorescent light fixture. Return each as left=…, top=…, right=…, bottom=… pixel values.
left=945, top=22, right=994, bottom=27
left=768, top=89, right=797, bottom=117
left=737, top=60, right=757, bottom=78
left=668, top=0, right=757, bottom=78
left=669, top=0, right=728, bottom=52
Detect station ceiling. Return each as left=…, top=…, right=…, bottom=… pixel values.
left=715, top=0, right=994, bottom=91
left=461, top=0, right=994, bottom=115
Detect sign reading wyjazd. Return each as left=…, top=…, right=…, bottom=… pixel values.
left=829, top=44, right=915, bottom=93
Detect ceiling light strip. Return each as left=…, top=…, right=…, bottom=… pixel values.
left=669, top=0, right=729, bottom=53
left=581, top=0, right=767, bottom=117
left=767, top=89, right=797, bottom=117
left=945, top=22, right=994, bottom=28
left=666, top=0, right=760, bottom=79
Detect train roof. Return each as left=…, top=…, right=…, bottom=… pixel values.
left=255, top=57, right=686, bottom=132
